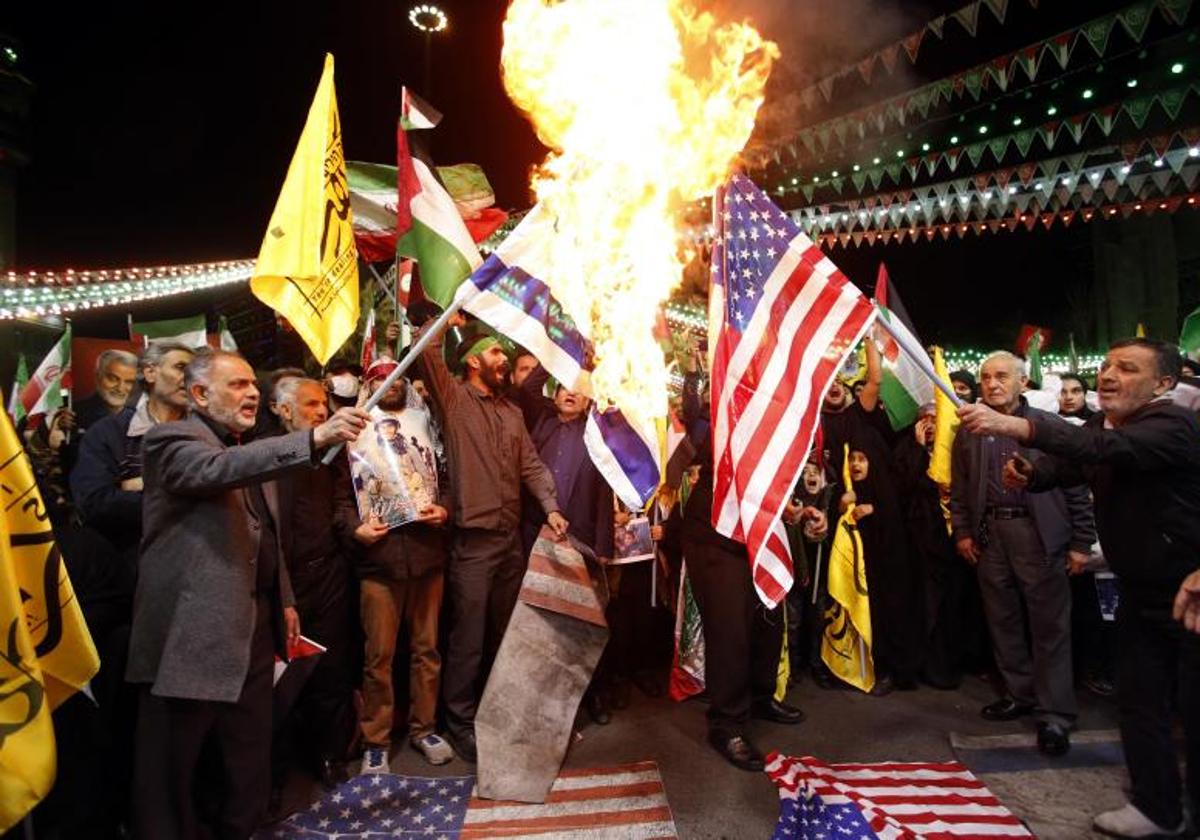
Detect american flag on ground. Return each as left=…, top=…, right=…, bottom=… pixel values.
left=766, top=753, right=1033, bottom=839
left=708, top=175, right=875, bottom=608
left=260, top=761, right=676, bottom=839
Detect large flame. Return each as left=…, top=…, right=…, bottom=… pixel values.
left=501, top=0, right=777, bottom=423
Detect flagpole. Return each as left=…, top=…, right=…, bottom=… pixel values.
left=873, top=308, right=962, bottom=407
left=320, top=288, right=475, bottom=465
left=810, top=543, right=823, bottom=606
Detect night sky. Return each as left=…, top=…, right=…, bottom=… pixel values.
left=3, top=0, right=1165, bottom=349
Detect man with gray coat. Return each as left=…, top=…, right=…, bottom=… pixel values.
left=128, top=349, right=367, bottom=839
left=950, top=351, right=1095, bottom=757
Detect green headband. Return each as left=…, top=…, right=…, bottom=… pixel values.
left=461, top=335, right=501, bottom=362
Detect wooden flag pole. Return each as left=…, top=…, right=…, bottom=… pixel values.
left=320, top=287, right=475, bottom=465
left=873, top=308, right=963, bottom=407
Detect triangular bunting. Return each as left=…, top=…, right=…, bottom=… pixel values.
left=852, top=231, right=865, bottom=247
left=1014, top=192, right=1035, bottom=213
left=990, top=55, right=1012, bottom=91
left=801, top=131, right=819, bottom=155
left=1063, top=152, right=1088, bottom=173
left=833, top=120, right=849, bottom=146
left=801, top=184, right=816, bottom=202
left=939, top=224, right=953, bottom=240
left=852, top=171, right=868, bottom=192
left=1148, top=133, right=1172, bottom=160
left=1078, top=182, right=1095, bottom=203
left=1119, top=139, right=1144, bottom=165
left=954, top=3, right=982, bottom=36
left=1159, top=0, right=1194, bottom=25
left=1017, top=162, right=1038, bottom=185
left=924, top=154, right=941, bottom=177
left=988, top=136, right=1010, bottom=163
left=927, top=15, right=947, bottom=38
left=925, top=227, right=937, bottom=241
left=1040, top=122, right=1060, bottom=151
left=1024, top=213, right=1039, bottom=231
left=1118, top=1, right=1156, bottom=42
left=818, top=77, right=835, bottom=101
left=1013, top=128, right=1037, bottom=158
left=964, top=69, right=986, bottom=100
left=1127, top=173, right=1148, bottom=195
left=974, top=173, right=992, bottom=193
left=1180, top=167, right=1200, bottom=190
left=983, top=0, right=1010, bottom=23
left=868, top=169, right=884, bottom=190
left=858, top=55, right=877, bottom=84
left=1160, top=87, right=1190, bottom=122
left=1165, top=148, right=1189, bottom=174
left=995, top=168, right=1013, bottom=190
left=1125, top=95, right=1154, bottom=129
left=987, top=218, right=1003, bottom=233
left=1094, top=105, right=1119, bottom=137
left=864, top=230, right=878, bottom=246
left=1017, top=46, right=1040, bottom=81
left=1102, top=178, right=1121, bottom=200
left=1004, top=216, right=1021, bottom=232
left=880, top=44, right=901, bottom=74
left=1066, top=115, right=1087, bottom=143
left=838, top=233, right=851, bottom=248
left=1048, top=33, right=1073, bottom=70
left=1079, top=16, right=1117, bottom=58
left=1054, top=184, right=1072, bottom=205
left=1151, top=169, right=1174, bottom=194
left=884, top=163, right=903, bottom=183
left=966, top=142, right=987, bottom=168
left=902, top=31, right=925, bottom=63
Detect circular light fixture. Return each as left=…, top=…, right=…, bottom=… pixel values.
left=950, top=135, right=959, bottom=144
left=1082, top=88, right=1094, bottom=99
left=1127, top=78, right=1138, bottom=88
left=978, top=125, right=988, bottom=135
left=1047, top=105, right=1058, bottom=116
left=1012, top=117, right=1022, bottom=126
left=1171, top=62, right=1185, bottom=74
left=921, top=142, right=931, bottom=152
left=409, top=4, right=448, bottom=33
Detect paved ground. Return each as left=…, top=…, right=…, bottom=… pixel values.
left=308, top=673, right=1127, bottom=839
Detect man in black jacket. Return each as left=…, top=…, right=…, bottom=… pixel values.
left=950, top=352, right=1095, bottom=757
left=961, top=338, right=1200, bottom=839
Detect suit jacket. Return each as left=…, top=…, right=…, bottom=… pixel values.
left=126, top=415, right=313, bottom=702
left=950, top=402, right=1095, bottom=559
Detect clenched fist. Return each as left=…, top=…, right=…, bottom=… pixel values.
left=313, top=407, right=371, bottom=448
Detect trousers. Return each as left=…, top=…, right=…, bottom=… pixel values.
left=682, top=530, right=783, bottom=732
left=976, top=515, right=1076, bottom=726
left=360, top=571, right=444, bottom=746
left=441, top=528, right=526, bottom=737
left=1116, top=589, right=1200, bottom=828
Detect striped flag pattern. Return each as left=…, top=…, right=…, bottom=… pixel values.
left=767, top=753, right=1032, bottom=839
left=709, top=175, right=875, bottom=608
left=461, top=761, right=677, bottom=839
left=258, top=761, right=676, bottom=839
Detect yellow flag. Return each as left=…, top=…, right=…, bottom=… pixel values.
left=1136, top=323, right=1146, bottom=338
left=821, top=445, right=875, bottom=693
left=0, top=409, right=100, bottom=830
left=252, top=54, right=359, bottom=365
left=927, top=346, right=959, bottom=490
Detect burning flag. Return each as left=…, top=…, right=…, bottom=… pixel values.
left=500, top=0, right=777, bottom=426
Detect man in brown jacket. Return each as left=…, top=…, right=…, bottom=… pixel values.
left=334, top=358, right=456, bottom=771
left=419, top=315, right=567, bottom=762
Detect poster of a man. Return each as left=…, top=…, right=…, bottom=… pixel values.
left=347, top=405, right=439, bottom=528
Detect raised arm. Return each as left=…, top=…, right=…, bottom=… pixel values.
left=415, top=319, right=462, bottom=417
left=857, top=332, right=883, bottom=413
left=146, top=425, right=316, bottom=497
left=515, top=362, right=555, bottom=430
left=1026, top=409, right=1200, bottom=472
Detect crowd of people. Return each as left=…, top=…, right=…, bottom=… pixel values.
left=12, top=308, right=1200, bottom=840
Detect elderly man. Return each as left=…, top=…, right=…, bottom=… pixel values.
left=75, top=348, right=139, bottom=433
left=334, top=358, right=455, bottom=771
left=951, top=351, right=1095, bottom=757
left=961, top=338, right=1200, bottom=839
left=270, top=375, right=358, bottom=787
left=418, top=315, right=566, bottom=763
left=71, top=341, right=194, bottom=561
left=128, top=349, right=367, bottom=839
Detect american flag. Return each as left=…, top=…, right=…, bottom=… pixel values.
left=766, top=753, right=1033, bottom=839
left=708, top=175, right=875, bottom=608
left=260, top=761, right=677, bottom=839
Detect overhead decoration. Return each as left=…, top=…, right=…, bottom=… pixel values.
left=765, top=0, right=1194, bottom=174
left=0, top=260, right=255, bottom=321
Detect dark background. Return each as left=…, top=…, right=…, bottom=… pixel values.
left=3, top=0, right=1194, bottom=349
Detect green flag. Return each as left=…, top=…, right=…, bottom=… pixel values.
left=1181, top=305, right=1200, bottom=356
left=6, top=354, right=28, bottom=426
left=1027, top=330, right=1044, bottom=385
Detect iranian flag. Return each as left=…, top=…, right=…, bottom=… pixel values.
left=130, top=314, right=207, bottom=349
left=874, top=264, right=934, bottom=430
left=20, top=324, right=72, bottom=424
left=360, top=307, right=377, bottom=371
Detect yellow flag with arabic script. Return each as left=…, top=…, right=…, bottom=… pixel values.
left=0, top=408, right=100, bottom=830
left=252, top=54, right=359, bottom=365
left=821, top=444, right=875, bottom=693
left=927, top=346, right=959, bottom=490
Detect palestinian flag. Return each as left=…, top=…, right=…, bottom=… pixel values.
left=400, top=86, right=441, bottom=130
left=874, top=264, right=934, bottom=430
left=20, top=324, right=72, bottom=425
left=395, top=123, right=482, bottom=309
left=130, top=314, right=207, bottom=349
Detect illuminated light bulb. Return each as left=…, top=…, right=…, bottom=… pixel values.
left=1012, top=117, right=1022, bottom=126
left=1082, top=89, right=1094, bottom=100
left=1171, top=62, right=1184, bottom=74
left=950, top=135, right=959, bottom=144
left=1047, top=105, right=1058, bottom=116
left=1127, top=78, right=1138, bottom=88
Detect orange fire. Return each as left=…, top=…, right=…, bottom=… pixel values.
left=501, top=0, right=777, bottom=423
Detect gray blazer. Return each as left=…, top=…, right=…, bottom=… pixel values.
left=949, top=403, right=1096, bottom=558
left=126, top=414, right=314, bottom=702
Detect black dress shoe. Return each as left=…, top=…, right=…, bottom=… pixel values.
left=752, top=698, right=806, bottom=725
left=585, top=692, right=611, bottom=725
left=980, top=697, right=1035, bottom=721
left=609, top=678, right=632, bottom=710
left=1036, top=722, right=1070, bottom=756
left=707, top=730, right=765, bottom=772
left=447, top=729, right=478, bottom=763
